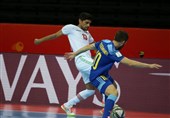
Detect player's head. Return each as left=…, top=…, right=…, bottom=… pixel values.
left=114, top=30, right=129, bottom=50
left=78, top=12, right=93, bottom=31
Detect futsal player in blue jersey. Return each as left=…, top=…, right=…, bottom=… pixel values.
left=65, top=30, right=162, bottom=118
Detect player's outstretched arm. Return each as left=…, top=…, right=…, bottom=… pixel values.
left=34, top=30, right=63, bottom=45
left=120, top=57, right=162, bottom=69
left=64, top=43, right=96, bottom=61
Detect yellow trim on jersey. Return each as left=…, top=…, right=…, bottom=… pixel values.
left=93, top=51, right=101, bottom=70
left=100, top=75, right=108, bottom=80
left=99, top=42, right=108, bottom=55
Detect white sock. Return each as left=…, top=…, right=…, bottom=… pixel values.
left=64, top=89, right=95, bottom=108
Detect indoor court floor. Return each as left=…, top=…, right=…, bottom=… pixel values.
left=0, top=104, right=169, bottom=118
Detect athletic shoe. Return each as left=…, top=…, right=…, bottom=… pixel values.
left=61, top=104, right=75, bottom=116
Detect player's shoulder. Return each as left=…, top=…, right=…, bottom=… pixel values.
left=66, top=24, right=82, bottom=31
left=102, top=39, right=112, bottom=43
left=62, top=24, right=80, bottom=33
left=102, top=39, right=113, bottom=45
left=101, top=39, right=117, bottom=55
left=64, top=24, right=76, bottom=28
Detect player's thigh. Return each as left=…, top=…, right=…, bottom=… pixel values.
left=75, top=56, right=93, bottom=74
left=76, top=56, right=93, bottom=84
left=91, top=76, right=113, bottom=94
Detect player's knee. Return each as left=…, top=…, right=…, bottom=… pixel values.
left=78, top=89, right=95, bottom=100
left=105, top=85, right=118, bottom=96
left=109, top=90, right=118, bottom=97
left=106, top=92, right=116, bottom=97
left=83, top=89, right=95, bottom=99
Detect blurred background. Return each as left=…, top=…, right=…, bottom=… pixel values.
left=0, top=0, right=170, bottom=117
left=0, top=0, right=170, bottom=29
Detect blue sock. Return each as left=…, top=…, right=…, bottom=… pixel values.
left=102, top=94, right=117, bottom=118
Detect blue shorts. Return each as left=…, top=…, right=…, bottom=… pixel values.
left=91, top=75, right=114, bottom=94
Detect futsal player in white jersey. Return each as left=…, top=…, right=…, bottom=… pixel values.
left=34, top=12, right=96, bottom=115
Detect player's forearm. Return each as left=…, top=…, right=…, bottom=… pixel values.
left=128, top=60, right=150, bottom=68
left=38, top=33, right=57, bottom=43
left=75, top=44, right=95, bottom=56
left=121, top=57, right=162, bottom=69
left=35, top=30, right=63, bottom=44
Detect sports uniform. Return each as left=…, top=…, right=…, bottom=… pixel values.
left=62, top=24, right=94, bottom=84
left=61, top=24, right=95, bottom=114
left=89, top=39, right=124, bottom=118
left=64, top=30, right=162, bottom=117
left=34, top=12, right=99, bottom=116
left=90, top=39, right=124, bottom=94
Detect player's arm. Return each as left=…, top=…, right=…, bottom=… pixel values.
left=75, top=43, right=96, bottom=55
left=120, top=57, right=162, bottom=69
left=34, top=30, right=63, bottom=45
left=90, top=42, right=97, bottom=55
left=65, top=43, right=96, bottom=61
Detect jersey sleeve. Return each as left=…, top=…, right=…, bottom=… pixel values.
left=61, top=24, right=73, bottom=35
left=112, top=51, right=124, bottom=62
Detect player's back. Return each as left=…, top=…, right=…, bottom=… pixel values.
left=90, top=40, right=124, bottom=81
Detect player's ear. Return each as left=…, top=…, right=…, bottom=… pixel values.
left=121, top=41, right=126, bottom=45
left=78, top=19, right=82, bottom=24
left=119, top=41, right=124, bottom=46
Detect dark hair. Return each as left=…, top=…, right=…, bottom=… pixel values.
left=79, top=12, right=93, bottom=21
left=114, top=30, right=129, bottom=42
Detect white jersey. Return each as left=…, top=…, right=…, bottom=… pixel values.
left=62, top=24, right=94, bottom=59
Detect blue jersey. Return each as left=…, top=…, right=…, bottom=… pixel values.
left=90, top=40, right=124, bottom=81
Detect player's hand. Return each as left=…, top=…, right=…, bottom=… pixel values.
left=64, top=52, right=76, bottom=61
left=34, top=38, right=41, bottom=45
left=149, top=64, right=162, bottom=69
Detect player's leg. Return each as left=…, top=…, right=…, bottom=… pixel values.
left=61, top=56, right=95, bottom=114
left=62, top=68, right=95, bottom=108
left=61, top=80, right=95, bottom=115
left=91, top=75, right=118, bottom=118
left=100, top=78, right=120, bottom=114
left=102, top=81, right=117, bottom=107
left=62, top=82, right=95, bottom=109
left=103, top=84, right=118, bottom=118
left=64, top=56, right=95, bottom=107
